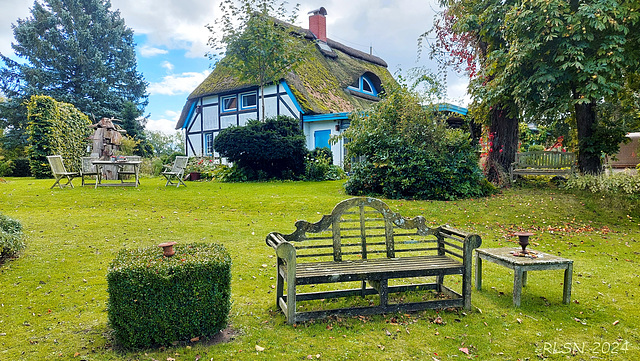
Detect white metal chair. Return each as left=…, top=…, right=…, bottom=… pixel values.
left=47, top=155, right=79, bottom=189
left=161, top=156, right=189, bottom=187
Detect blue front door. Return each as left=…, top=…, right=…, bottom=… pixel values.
left=314, top=129, right=331, bottom=150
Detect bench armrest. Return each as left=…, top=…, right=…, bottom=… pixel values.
left=439, top=225, right=482, bottom=250
left=266, top=232, right=288, bottom=250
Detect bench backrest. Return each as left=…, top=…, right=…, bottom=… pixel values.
left=515, top=151, right=576, bottom=169
left=272, top=197, right=445, bottom=262
left=47, top=155, right=68, bottom=175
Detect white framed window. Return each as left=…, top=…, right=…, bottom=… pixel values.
left=204, top=133, right=214, bottom=156
left=240, top=92, right=257, bottom=109
left=221, top=95, right=237, bottom=112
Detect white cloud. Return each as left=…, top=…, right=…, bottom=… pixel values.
left=0, top=0, right=32, bottom=56
left=148, top=70, right=210, bottom=96
left=146, top=110, right=182, bottom=133
left=138, top=45, right=169, bottom=57
left=161, top=61, right=174, bottom=73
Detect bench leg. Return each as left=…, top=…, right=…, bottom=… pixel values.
left=379, top=279, right=388, bottom=307
left=513, top=266, right=524, bottom=307
left=287, top=277, right=296, bottom=325
left=522, top=271, right=528, bottom=287
left=475, top=254, right=482, bottom=291
left=563, top=263, right=573, bottom=304
left=276, top=262, right=284, bottom=309
left=436, top=275, right=444, bottom=293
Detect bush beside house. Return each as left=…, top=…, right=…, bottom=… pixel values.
left=341, top=87, right=492, bottom=200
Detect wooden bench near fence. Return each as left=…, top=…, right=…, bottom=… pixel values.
left=265, top=197, right=482, bottom=324
left=510, top=151, right=577, bottom=182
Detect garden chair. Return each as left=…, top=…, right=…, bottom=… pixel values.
left=117, top=156, right=141, bottom=184
left=80, top=156, right=99, bottom=186
left=161, top=156, right=189, bottom=187
left=47, top=155, right=79, bottom=189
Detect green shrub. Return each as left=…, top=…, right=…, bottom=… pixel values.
left=304, top=148, right=345, bottom=181
left=0, top=213, right=24, bottom=260
left=11, top=158, right=31, bottom=177
left=0, top=158, right=13, bottom=177
left=214, top=116, right=307, bottom=180
left=565, top=172, right=640, bottom=195
left=340, top=86, right=490, bottom=200
left=106, top=243, right=232, bottom=349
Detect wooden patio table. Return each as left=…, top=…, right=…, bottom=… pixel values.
left=475, top=247, right=573, bottom=307
left=92, top=160, right=141, bottom=188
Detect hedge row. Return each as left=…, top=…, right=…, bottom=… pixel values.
left=107, top=243, right=232, bottom=349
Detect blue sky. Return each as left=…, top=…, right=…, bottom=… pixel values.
left=1, top=0, right=471, bottom=135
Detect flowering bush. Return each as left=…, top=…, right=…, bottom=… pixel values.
left=186, top=157, right=223, bottom=180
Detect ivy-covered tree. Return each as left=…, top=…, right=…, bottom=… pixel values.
left=26, top=95, right=92, bottom=178
left=0, top=0, right=148, bottom=151
left=433, top=0, right=640, bottom=175
left=425, top=2, right=520, bottom=185
left=206, top=0, right=311, bottom=121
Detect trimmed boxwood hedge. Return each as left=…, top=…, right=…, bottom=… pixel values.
left=107, top=243, right=232, bottom=349
left=0, top=213, right=24, bottom=260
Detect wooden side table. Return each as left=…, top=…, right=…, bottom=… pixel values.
left=475, top=248, right=573, bottom=307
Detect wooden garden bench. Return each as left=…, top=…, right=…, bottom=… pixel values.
left=265, top=197, right=482, bottom=324
left=510, top=151, right=577, bottom=182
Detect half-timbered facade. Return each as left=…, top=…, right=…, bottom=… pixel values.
left=175, top=8, right=396, bottom=166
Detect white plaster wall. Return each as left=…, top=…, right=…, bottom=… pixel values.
left=188, top=134, right=203, bottom=157
left=202, top=105, right=218, bottom=130
left=202, top=95, right=217, bottom=106
left=239, top=112, right=257, bottom=126
left=220, top=114, right=237, bottom=129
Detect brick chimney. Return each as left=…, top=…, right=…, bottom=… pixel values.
left=308, top=7, right=327, bottom=42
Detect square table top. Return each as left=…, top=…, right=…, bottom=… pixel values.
left=476, top=247, right=573, bottom=266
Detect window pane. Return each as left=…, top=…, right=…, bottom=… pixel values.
left=205, top=133, right=214, bottom=155
left=242, top=93, right=257, bottom=108
left=362, top=78, right=373, bottom=93
left=223, top=97, right=237, bottom=111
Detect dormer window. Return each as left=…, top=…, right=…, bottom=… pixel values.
left=348, top=73, right=380, bottom=98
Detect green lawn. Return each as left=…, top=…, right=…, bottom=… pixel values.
left=0, top=177, right=638, bottom=360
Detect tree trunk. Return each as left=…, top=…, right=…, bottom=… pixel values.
left=575, top=100, right=602, bottom=174
left=261, top=86, right=265, bottom=122
left=485, top=104, right=519, bottom=185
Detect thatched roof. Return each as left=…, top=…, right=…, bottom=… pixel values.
left=176, top=19, right=396, bottom=129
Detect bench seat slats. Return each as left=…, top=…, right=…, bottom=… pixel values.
left=294, top=256, right=463, bottom=284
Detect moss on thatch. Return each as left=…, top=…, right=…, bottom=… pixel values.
left=187, top=36, right=396, bottom=115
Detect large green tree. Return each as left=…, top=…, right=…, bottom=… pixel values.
left=499, top=0, right=640, bottom=173
left=206, top=0, right=310, bottom=121
left=0, top=0, right=148, bottom=150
